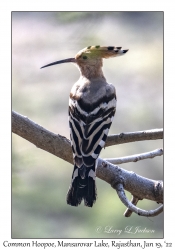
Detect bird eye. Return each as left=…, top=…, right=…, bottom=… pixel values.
left=83, top=55, right=88, bottom=60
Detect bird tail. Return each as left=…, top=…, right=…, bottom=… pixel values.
left=66, top=163, right=97, bottom=207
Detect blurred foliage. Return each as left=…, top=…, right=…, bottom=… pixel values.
left=12, top=11, right=163, bottom=238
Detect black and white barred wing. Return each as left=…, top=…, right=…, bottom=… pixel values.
left=67, top=95, right=116, bottom=207
left=69, top=96, right=116, bottom=166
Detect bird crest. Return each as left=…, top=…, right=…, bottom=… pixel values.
left=76, top=46, right=128, bottom=60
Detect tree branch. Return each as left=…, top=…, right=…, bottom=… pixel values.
left=12, top=111, right=73, bottom=164
left=106, top=129, right=163, bottom=147
left=124, top=196, right=139, bottom=217
left=12, top=110, right=163, bottom=211
left=105, top=148, right=163, bottom=165
left=97, top=159, right=163, bottom=204
left=115, top=183, right=163, bottom=217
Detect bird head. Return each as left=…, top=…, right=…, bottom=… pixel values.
left=41, top=45, right=128, bottom=69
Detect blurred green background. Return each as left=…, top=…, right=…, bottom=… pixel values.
left=12, top=12, right=163, bottom=238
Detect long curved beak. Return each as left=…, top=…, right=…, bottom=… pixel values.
left=40, top=58, right=76, bottom=69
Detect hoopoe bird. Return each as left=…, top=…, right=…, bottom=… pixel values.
left=41, top=45, right=128, bottom=207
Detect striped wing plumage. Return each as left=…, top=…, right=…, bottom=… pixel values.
left=67, top=93, right=116, bottom=207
